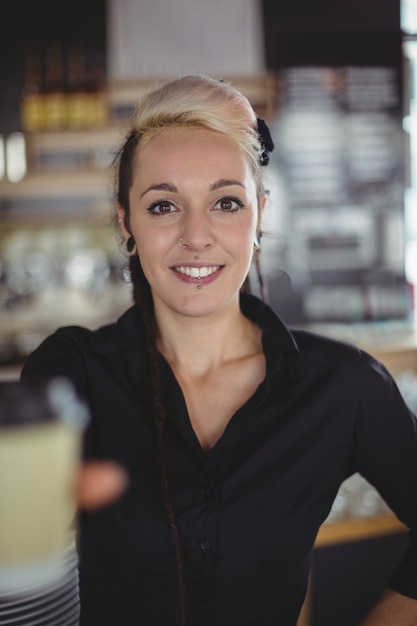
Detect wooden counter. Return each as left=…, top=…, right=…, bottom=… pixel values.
left=317, top=513, right=407, bottom=548
left=0, top=365, right=22, bottom=383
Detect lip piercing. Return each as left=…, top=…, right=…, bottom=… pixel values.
left=178, top=239, right=202, bottom=288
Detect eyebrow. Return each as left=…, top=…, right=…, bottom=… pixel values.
left=209, top=178, right=246, bottom=191
left=140, top=178, right=246, bottom=199
left=140, top=182, right=177, bottom=198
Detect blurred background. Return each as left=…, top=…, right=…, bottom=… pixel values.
left=0, top=0, right=416, bottom=365
left=0, top=2, right=417, bottom=624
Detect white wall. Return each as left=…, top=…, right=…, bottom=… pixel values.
left=107, top=0, right=265, bottom=79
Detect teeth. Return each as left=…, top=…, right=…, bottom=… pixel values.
left=175, top=266, right=220, bottom=278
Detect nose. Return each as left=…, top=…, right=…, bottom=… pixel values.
left=179, top=212, right=214, bottom=252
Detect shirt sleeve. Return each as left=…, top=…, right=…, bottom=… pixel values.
left=355, top=351, right=417, bottom=598
left=20, top=327, right=89, bottom=401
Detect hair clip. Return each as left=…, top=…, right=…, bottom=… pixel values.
left=256, top=118, right=274, bottom=166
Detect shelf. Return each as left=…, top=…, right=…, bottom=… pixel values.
left=0, top=213, right=115, bottom=229
left=107, top=74, right=280, bottom=120
left=0, top=170, right=114, bottom=223
left=25, top=125, right=127, bottom=151
left=0, top=74, right=280, bottom=226
left=0, top=170, right=113, bottom=199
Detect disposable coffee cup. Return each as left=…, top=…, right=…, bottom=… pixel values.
left=0, top=378, right=88, bottom=598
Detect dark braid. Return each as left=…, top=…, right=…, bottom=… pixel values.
left=129, top=254, right=187, bottom=626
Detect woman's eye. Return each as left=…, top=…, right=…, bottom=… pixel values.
left=148, top=200, right=176, bottom=215
left=215, top=197, right=245, bottom=212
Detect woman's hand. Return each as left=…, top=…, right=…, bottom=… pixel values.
left=74, top=462, right=129, bottom=510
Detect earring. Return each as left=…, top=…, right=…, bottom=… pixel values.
left=126, top=236, right=136, bottom=253
left=254, top=231, right=262, bottom=249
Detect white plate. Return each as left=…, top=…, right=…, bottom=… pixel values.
left=0, top=545, right=78, bottom=600
left=0, top=562, right=79, bottom=625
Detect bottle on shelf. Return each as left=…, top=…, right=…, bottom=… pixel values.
left=20, top=42, right=46, bottom=133
left=66, top=41, right=89, bottom=129
left=43, top=41, right=67, bottom=130
left=81, top=54, right=108, bottom=129
left=65, top=43, right=108, bottom=129
left=0, top=135, right=4, bottom=180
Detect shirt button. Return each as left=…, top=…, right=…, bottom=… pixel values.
left=200, top=540, right=210, bottom=551
left=203, top=488, right=212, bottom=499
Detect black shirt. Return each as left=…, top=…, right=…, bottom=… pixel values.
left=21, top=294, right=417, bottom=626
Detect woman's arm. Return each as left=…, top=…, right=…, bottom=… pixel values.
left=360, top=589, right=417, bottom=625
left=355, top=353, right=417, bottom=616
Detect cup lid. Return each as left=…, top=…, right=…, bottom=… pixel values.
left=0, top=378, right=89, bottom=429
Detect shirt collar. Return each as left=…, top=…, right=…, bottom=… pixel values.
left=240, top=293, right=300, bottom=380
left=93, top=294, right=300, bottom=380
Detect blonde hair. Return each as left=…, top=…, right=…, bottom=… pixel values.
left=135, top=75, right=262, bottom=173
left=117, top=74, right=265, bottom=213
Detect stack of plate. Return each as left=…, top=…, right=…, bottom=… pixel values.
left=0, top=545, right=79, bottom=625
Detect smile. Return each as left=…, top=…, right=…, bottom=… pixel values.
left=173, top=265, right=221, bottom=278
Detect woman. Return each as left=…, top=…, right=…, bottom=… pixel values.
left=21, top=75, right=417, bottom=625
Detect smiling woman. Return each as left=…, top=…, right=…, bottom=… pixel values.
left=118, top=126, right=260, bottom=320
left=19, top=75, right=417, bottom=626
